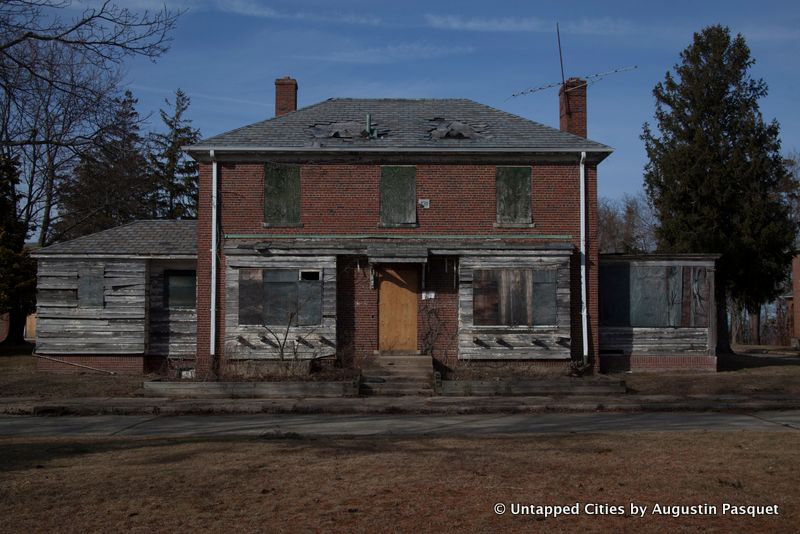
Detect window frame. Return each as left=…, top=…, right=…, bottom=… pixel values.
left=379, top=165, right=418, bottom=228
left=237, top=268, right=324, bottom=327
left=494, top=165, right=533, bottom=228
left=263, top=162, right=303, bottom=228
left=164, top=269, right=197, bottom=310
left=77, top=266, right=104, bottom=308
left=472, top=267, right=557, bottom=327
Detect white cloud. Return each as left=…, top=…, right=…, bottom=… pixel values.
left=298, top=42, right=474, bottom=64
left=211, top=0, right=382, bottom=26
left=424, top=14, right=635, bottom=36
left=131, top=84, right=270, bottom=107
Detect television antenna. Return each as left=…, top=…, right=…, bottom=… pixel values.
left=507, top=23, right=637, bottom=102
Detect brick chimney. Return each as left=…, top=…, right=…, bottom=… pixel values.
left=559, top=78, right=587, bottom=138
left=275, top=76, right=298, bottom=117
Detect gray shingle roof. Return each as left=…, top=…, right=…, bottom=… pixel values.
left=187, top=98, right=611, bottom=153
left=33, top=220, right=197, bottom=257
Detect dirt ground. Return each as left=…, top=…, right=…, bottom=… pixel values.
left=622, top=345, right=800, bottom=396
left=0, top=431, right=797, bottom=533
left=3, top=342, right=800, bottom=399
left=0, top=343, right=144, bottom=398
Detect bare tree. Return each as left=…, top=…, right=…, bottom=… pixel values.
left=0, top=1, right=180, bottom=244
left=598, top=192, right=657, bottom=254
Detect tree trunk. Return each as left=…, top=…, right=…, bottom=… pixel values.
left=37, top=151, right=56, bottom=247
left=1, top=309, right=28, bottom=345
left=715, top=284, right=732, bottom=354
left=748, top=307, right=761, bottom=345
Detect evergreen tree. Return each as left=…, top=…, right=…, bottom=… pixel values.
left=0, top=155, right=36, bottom=344
left=642, top=25, right=796, bottom=351
left=55, top=91, right=152, bottom=240
left=148, top=89, right=201, bottom=219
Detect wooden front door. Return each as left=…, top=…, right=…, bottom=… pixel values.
left=378, top=265, right=419, bottom=352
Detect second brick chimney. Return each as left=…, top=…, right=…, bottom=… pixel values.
left=559, top=78, right=587, bottom=138
left=275, top=76, right=298, bottom=117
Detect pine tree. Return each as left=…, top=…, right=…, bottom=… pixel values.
left=55, top=91, right=152, bottom=240
left=642, top=25, right=796, bottom=351
left=148, top=89, right=201, bottom=219
left=0, top=155, right=36, bottom=344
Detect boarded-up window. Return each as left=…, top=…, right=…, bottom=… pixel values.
left=165, top=270, right=196, bottom=309
left=78, top=266, right=104, bottom=307
left=473, top=268, right=556, bottom=326
left=496, top=167, right=532, bottom=224
left=264, top=163, right=300, bottom=225
left=380, top=166, right=416, bottom=225
left=238, top=268, right=322, bottom=326
left=238, top=269, right=263, bottom=325
left=600, top=264, right=711, bottom=328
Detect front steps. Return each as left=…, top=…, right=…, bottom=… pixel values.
left=361, top=353, right=434, bottom=396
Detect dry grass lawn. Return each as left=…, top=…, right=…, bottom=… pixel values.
left=0, top=431, right=798, bottom=533
left=0, top=344, right=144, bottom=399
left=623, top=346, right=800, bottom=396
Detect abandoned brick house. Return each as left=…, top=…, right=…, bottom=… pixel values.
left=31, top=76, right=718, bottom=378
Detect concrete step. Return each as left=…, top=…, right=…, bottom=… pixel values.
left=361, top=383, right=435, bottom=396
left=366, top=360, right=433, bottom=369
left=362, top=370, right=433, bottom=380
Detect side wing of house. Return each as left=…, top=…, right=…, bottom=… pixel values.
left=32, top=220, right=198, bottom=374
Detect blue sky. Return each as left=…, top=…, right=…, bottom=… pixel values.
left=118, top=0, right=800, bottom=199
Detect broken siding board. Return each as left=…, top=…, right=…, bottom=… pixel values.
left=35, top=258, right=148, bottom=355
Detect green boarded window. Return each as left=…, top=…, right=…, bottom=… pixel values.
left=264, top=163, right=300, bottom=225
left=473, top=268, right=556, bottom=326
left=238, top=269, right=322, bottom=326
left=165, top=270, right=196, bottom=309
left=496, top=166, right=532, bottom=224
left=380, top=166, right=416, bottom=225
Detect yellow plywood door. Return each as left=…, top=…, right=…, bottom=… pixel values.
left=378, top=265, right=419, bottom=352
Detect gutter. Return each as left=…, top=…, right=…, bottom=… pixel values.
left=185, top=145, right=613, bottom=154
left=579, top=151, right=589, bottom=367
left=210, top=150, right=218, bottom=358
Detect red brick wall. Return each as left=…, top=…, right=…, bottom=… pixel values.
left=214, top=162, right=586, bottom=238
left=336, top=256, right=378, bottom=367
left=793, top=255, right=800, bottom=342
left=197, top=160, right=601, bottom=372
left=560, top=79, right=587, bottom=138
left=601, top=354, right=717, bottom=372
left=36, top=354, right=143, bottom=375
left=420, top=257, right=459, bottom=366
left=274, top=77, right=297, bottom=117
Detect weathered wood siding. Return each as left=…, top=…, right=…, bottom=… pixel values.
left=225, top=254, right=337, bottom=360
left=148, top=260, right=197, bottom=358
left=599, top=327, right=710, bottom=354
left=458, top=253, right=572, bottom=360
left=599, top=257, right=717, bottom=356
left=36, top=259, right=147, bottom=354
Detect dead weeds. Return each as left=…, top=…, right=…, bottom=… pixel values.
left=0, top=431, right=798, bottom=533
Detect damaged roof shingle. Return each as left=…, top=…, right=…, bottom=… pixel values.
left=33, top=220, right=197, bottom=257
left=187, top=98, right=611, bottom=153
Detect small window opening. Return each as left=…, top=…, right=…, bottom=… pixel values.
left=300, top=271, right=320, bottom=281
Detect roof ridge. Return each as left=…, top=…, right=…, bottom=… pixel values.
left=200, top=100, right=332, bottom=144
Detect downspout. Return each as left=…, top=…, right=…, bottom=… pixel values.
left=210, top=150, right=218, bottom=358
left=579, top=151, right=589, bottom=366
